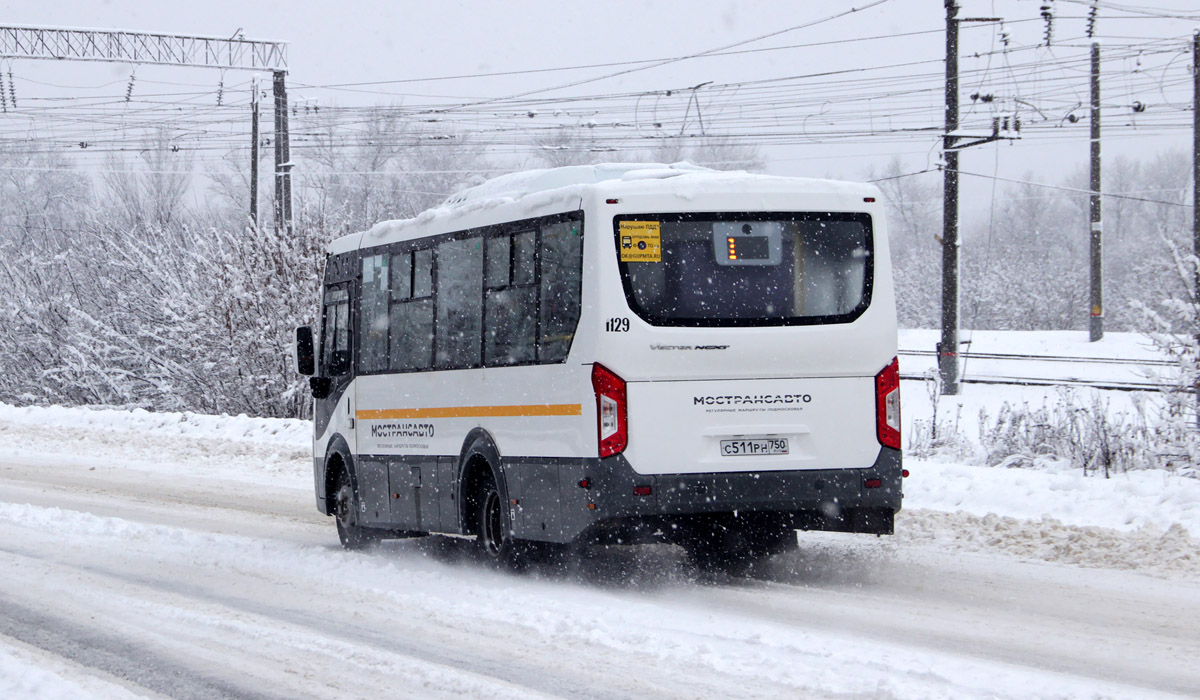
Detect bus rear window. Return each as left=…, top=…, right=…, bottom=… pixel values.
left=614, top=212, right=872, bottom=326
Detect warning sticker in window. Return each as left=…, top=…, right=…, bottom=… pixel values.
left=618, top=221, right=662, bottom=263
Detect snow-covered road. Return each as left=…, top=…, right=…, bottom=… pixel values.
left=1, top=404, right=1198, bottom=699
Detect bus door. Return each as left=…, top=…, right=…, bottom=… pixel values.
left=323, top=281, right=393, bottom=525
left=316, top=283, right=355, bottom=437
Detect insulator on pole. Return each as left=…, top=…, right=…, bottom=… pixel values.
left=1040, top=3, right=1054, bottom=46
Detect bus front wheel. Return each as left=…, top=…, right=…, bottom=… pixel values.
left=333, top=469, right=380, bottom=550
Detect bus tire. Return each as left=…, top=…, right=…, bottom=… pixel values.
left=475, top=471, right=524, bottom=569
left=683, top=524, right=769, bottom=577
left=333, top=468, right=380, bottom=550
left=684, top=541, right=744, bottom=576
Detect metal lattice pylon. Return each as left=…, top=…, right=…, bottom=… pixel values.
left=0, top=25, right=292, bottom=233
left=0, top=26, right=286, bottom=71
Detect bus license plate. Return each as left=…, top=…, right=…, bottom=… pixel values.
left=720, top=438, right=789, bottom=456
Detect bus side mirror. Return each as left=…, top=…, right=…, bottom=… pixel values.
left=309, top=376, right=332, bottom=400
left=295, top=325, right=316, bottom=376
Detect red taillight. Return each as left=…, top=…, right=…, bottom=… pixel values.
left=875, top=357, right=901, bottom=450
left=592, top=363, right=628, bottom=458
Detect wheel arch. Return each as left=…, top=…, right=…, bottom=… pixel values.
left=457, top=428, right=506, bottom=537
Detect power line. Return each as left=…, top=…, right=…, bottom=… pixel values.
left=1055, top=0, right=1200, bottom=21
left=294, top=22, right=970, bottom=95
left=428, top=0, right=897, bottom=112
left=952, top=168, right=1192, bottom=207
left=0, top=10, right=1193, bottom=189
left=868, top=167, right=939, bottom=182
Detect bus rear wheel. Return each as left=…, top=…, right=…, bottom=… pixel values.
left=333, top=469, right=380, bottom=550
left=683, top=522, right=794, bottom=576
left=475, top=472, right=524, bottom=568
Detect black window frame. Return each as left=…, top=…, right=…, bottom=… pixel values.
left=612, top=211, right=874, bottom=328
left=320, top=285, right=353, bottom=376
left=352, top=210, right=585, bottom=376
left=536, top=219, right=584, bottom=363
left=386, top=245, right=437, bottom=372
left=483, top=228, right=540, bottom=367
left=359, top=254, right=391, bottom=374
left=434, top=234, right=486, bottom=370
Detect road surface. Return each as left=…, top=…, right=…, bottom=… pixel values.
left=0, top=411, right=1196, bottom=699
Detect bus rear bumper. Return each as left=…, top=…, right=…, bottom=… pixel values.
left=553, top=447, right=902, bottom=544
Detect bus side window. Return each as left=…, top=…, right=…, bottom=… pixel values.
left=435, top=236, right=484, bottom=369
left=321, top=287, right=351, bottom=376
left=484, top=231, right=537, bottom=366
left=390, top=249, right=434, bottom=372
left=538, top=221, right=583, bottom=362
left=360, top=255, right=389, bottom=373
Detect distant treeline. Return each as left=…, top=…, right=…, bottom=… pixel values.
left=0, top=112, right=760, bottom=417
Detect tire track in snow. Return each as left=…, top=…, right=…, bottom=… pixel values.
left=0, top=511, right=791, bottom=700
left=0, top=596, right=288, bottom=700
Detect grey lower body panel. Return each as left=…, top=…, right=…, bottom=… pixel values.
left=315, top=445, right=902, bottom=544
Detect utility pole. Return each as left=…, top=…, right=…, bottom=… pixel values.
left=250, top=75, right=260, bottom=231
left=940, top=0, right=961, bottom=395
left=939, top=4, right=1008, bottom=395
left=1193, top=30, right=1199, bottom=425
left=1089, top=41, right=1104, bottom=341
left=273, top=70, right=293, bottom=236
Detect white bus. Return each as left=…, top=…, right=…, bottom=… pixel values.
left=295, top=163, right=903, bottom=571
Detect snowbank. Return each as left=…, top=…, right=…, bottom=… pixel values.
left=905, top=460, right=1200, bottom=536
left=0, top=403, right=308, bottom=446
left=901, top=460, right=1200, bottom=578
left=0, top=402, right=311, bottom=489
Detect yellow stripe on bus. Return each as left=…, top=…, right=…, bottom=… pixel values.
left=357, top=404, right=583, bottom=420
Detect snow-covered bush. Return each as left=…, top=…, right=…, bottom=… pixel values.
left=1134, top=303, right=1200, bottom=475
left=981, top=390, right=1197, bottom=478
left=906, top=370, right=975, bottom=460
left=909, top=378, right=1195, bottom=478
left=977, top=392, right=1146, bottom=477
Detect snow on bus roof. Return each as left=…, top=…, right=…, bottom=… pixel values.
left=329, top=163, right=879, bottom=254
left=440, top=162, right=710, bottom=205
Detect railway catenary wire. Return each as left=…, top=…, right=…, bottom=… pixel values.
left=0, top=8, right=1195, bottom=189
left=899, top=373, right=1170, bottom=392
left=897, top=349, right=1179, bottom=392
left=899, top=348, right=1174, bottom=367
left=0, top=44, right=1188, bottom=156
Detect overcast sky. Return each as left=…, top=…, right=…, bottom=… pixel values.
left=2, top=0, right=1199, bottom=212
